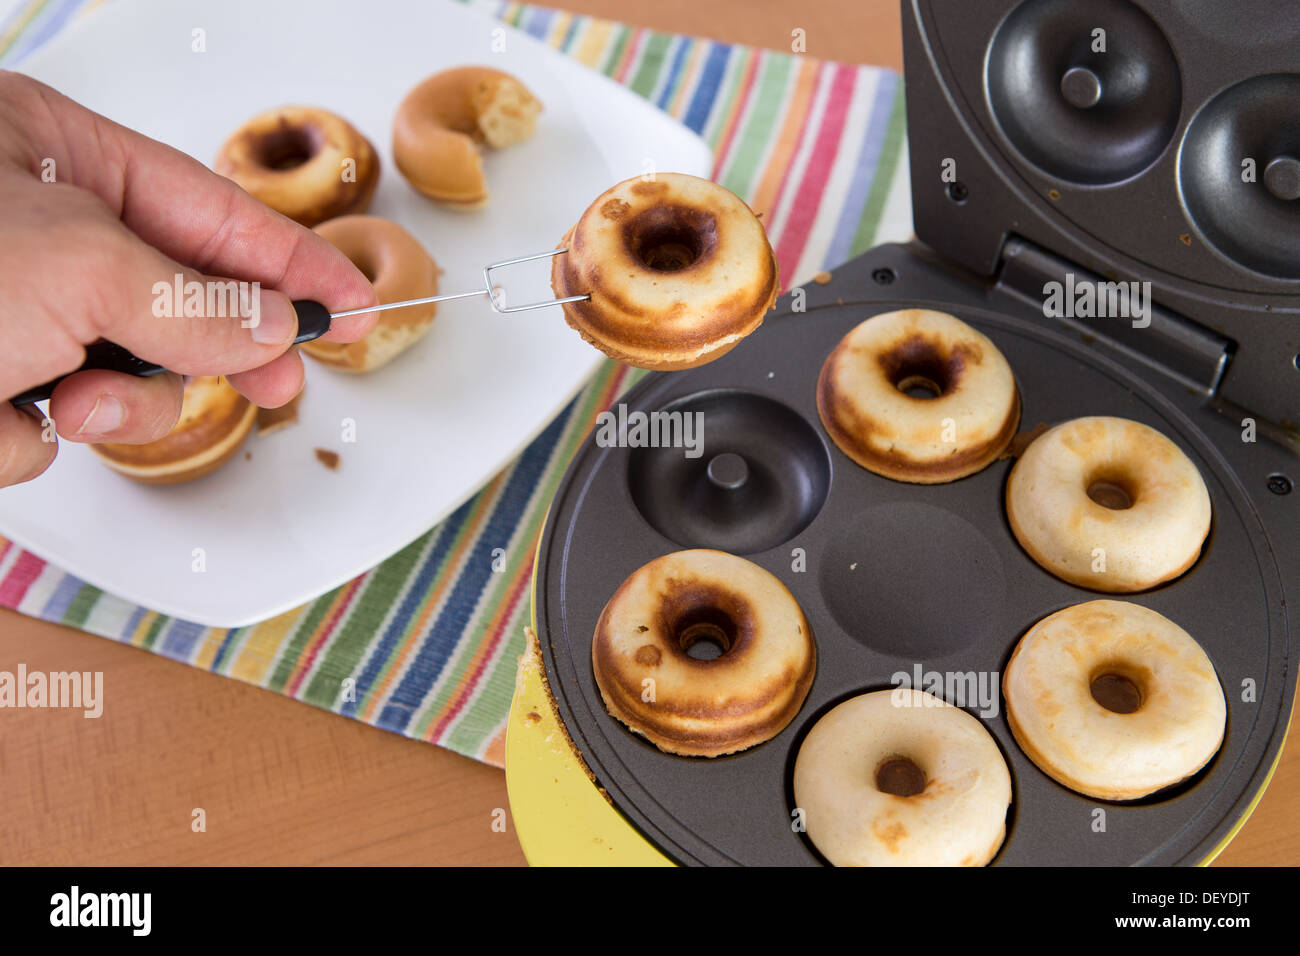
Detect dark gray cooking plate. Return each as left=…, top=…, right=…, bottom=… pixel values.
left=535, top=245, right=1296, bottom=866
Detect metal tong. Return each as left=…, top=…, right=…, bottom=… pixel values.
left=10, top=248, right=588, bottom=406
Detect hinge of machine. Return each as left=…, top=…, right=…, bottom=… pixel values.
left=993, top=236, right=1232, bottom=398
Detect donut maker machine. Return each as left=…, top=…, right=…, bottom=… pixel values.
left=505, top=0, right=1300, bottom=865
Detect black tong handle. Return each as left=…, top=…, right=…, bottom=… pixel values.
left=9, top=300, right=332, bottom=406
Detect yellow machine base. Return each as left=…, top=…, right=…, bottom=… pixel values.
left=505, top=628, right=672, bottom=866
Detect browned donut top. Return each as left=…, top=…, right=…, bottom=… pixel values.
left=299, top=215, right=440, bottom=373
left=816, top=309, right=1020, bottom=483
left=598, top=575, right=761, bottom=681
left=214, top=106, right=379, bottom=227
left=391, top=66, right=541, bottom=204
left=395, top=66, right=497, bottom=140
left=552, top=174, right=778, bottom=370
left=313, top=215, right=439, bottom=330
left=591, top=549, right=815, bottom=757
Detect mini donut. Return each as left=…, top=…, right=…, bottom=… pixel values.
left=793, top=689, right=1012, bottom=866
left=392, top=66, right=542, bottom=208
left=552, top=173, right=779, bottom=370
left=592, top=549, right=815, bottom=757
left=816, top=309, right=1020, bottom=482
left=299, top=215, right=440, bottom=373
left=1006, top=416, right=1211, bottom=591
left=90, top=376, right=255, bottom=485
left=1003, top=601, right=1226, bottom=801
left=215, top=106, right=379, bottom=227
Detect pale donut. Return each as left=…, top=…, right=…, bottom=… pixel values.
left=1003, top=601, right=1226, bottom=801
left=299, top=215, right=440, bottom=373
left=392, top=66, right=541, bottom=208
left=793, top=689, right=1012, bottom=866
left=215, top=106, right=379, bottom=227
left=592, top=549, right=815, bottom=758
left=1006, top=416, right=1211, bottom=591
left=552, top=173, right=779, bottom=370
left=90, top=377, right=255, bottom=485
left=817, top=309, right=1020, bottom=482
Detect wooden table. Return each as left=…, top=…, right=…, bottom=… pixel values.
left=1, top=0, right=1295, bottom=867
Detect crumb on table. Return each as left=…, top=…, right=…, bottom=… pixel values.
left=314, top=448, right=340, bottom=470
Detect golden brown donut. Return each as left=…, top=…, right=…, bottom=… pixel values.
left=90, top=376, right=255, bottom=485
left=552, top=173, right=779, bottom=370
left=1003, top=601, right=1226, bottom=801
left=817, top=309, right=1020, bottom=483
left=392, top=66, right=542, bottom=208
left=215, top=106, right=379, bottom=227
left=1005, top=416, right=1212, bottom=591
left=299, top=215, right=440, bottom=373
left=592, top=549, right=815, bottom=758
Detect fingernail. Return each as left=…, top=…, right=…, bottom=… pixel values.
left=76, top=394, right=124, bottom=437
left=249, top=293, right=298, bottom=345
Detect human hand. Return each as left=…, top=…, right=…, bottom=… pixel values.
left=0, top=70, right=379, bottom=487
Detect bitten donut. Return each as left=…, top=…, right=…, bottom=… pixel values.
left=817, top=309, right=1020, bottom=482
left=90, top=377, right=255, bottom=485
left=592, top=549, right=815, bottom=757
left=793, top=689, right=1012, bottom=866
left=552, top=173, right=779, bottom=370
left=392, top=66, right=542, bottom=208
left=1006, top=416, right=1211, bottom=591
left=299, top=215, right=440, bottom=373
left=215, top=106, right=379, bottom=227
left=1003, top=601, right=1226, bottom=801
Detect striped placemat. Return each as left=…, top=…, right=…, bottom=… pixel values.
left=0, top=0, right=912, bottom=766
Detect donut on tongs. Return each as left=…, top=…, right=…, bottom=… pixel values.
left=552, top=173, right=780, bottom=370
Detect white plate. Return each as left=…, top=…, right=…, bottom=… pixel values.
left=0, top=0, right=712, bottom=626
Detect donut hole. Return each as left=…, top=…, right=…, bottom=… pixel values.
left=678, top=621, right=730, bottom=660
left=661, top=600, right=747, bottom=661
left=895, top=374, right=943, bottom=399
left=673, top=608, right=737, bottom=661
left=877, top=336, right=962, bottom=399
left=1085, top=473, right=1136, bottom=510
left=1089, top=666, right=1145, bottom=714
left=874, top=755, right=927, bottom=797
left=656, top=582, right=757, bottom=664
left=257, top=126, right=321, bottom=171
left=623, top=205, right=718, bottom=272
